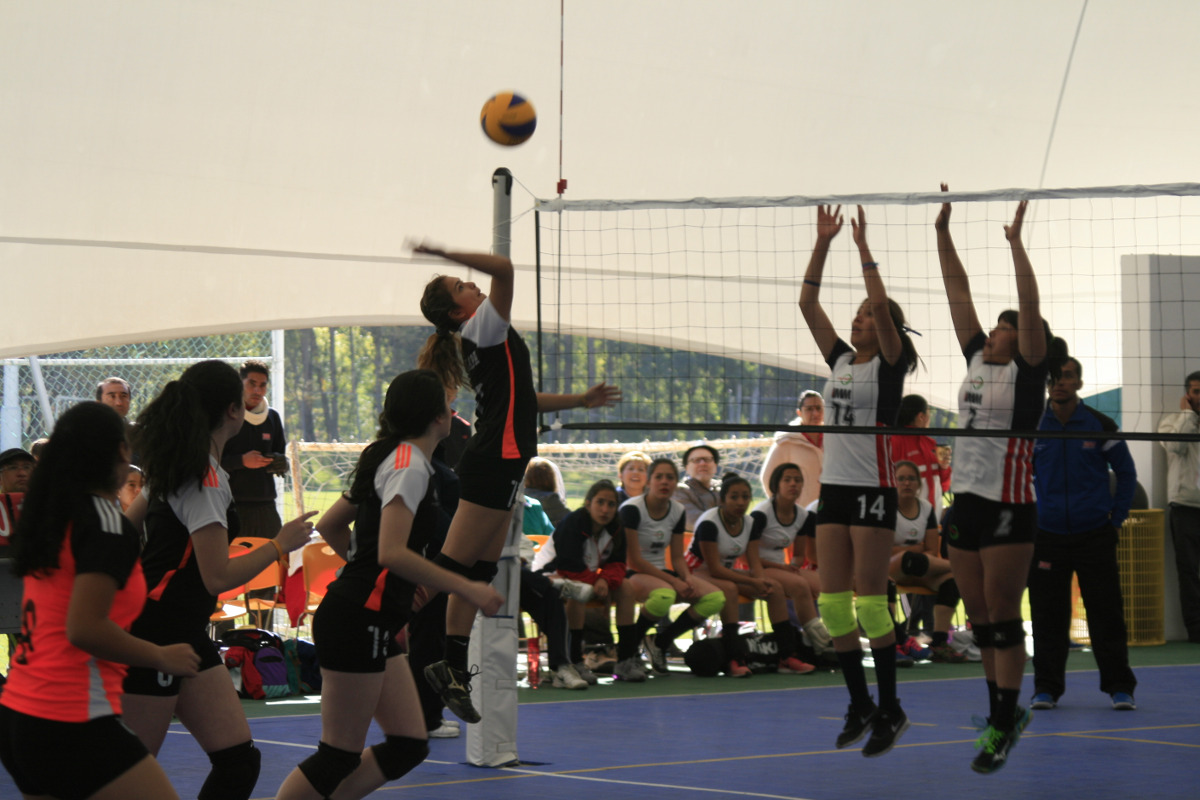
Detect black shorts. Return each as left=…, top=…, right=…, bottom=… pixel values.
left=816, top=484, right=898, bottom=531
left=0, top=706, right=149, bottom=800
left=313, top=592, right=405, bottom=673
left=123, top=626, right=223, bottom=697
left=944, top=493, right=1037, bottom=552
left=456, top=452, right=529, bottom=511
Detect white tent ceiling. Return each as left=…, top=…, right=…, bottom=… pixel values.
left=3, top=1, right=1200, bottom=361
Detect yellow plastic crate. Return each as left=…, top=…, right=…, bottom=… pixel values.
left=1070, top=509, right=1165, bottom=647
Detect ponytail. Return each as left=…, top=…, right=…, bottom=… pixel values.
left=419, top=275, right=469, bottom=395
left=137, top=360, right=241, bottom=499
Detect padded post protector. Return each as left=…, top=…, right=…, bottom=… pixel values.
left=818, top=591, right=856, bottom=638
left=371, top=735, right=430, bottom=781
left=900, top=550, right=930, bottom=578
left=855, top=594, right=894, bottom=640
left=990, top=618, right=1025, bottom=650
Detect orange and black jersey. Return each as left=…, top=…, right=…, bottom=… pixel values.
left=460, top=298, right=538, bottom=461
left=2, top=496, right=144, bottom=722
left=138, top=457, right=240, bottom=632
left=324, top=442, right=439, bottom=628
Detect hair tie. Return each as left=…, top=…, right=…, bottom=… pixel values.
left=436, top=328, right=455, bottom=340
left=901, top=324, right=922, bottom=337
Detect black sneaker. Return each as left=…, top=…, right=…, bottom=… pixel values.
left=835, top=702, right=878, bottom=749
left=971, top=724, right=1019, bottom=774
left=424, top=661, right=481, bottom=724
left=862, top=704, right=910, bottom=757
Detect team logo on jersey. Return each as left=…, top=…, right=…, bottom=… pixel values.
left=838, top=372, right=853, bottom=385
left=971, top=376, right=984, bottom=390
left=948, top=524, right=959, bottom=541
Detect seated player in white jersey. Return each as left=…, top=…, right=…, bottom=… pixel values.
left=888, top=460, right=966, bottom=665
left=799, top=204, right=921, bottom=757
left=619, top=457, right=726, bottom=674
left=750, top=462, right=834, bottom=656
left=685, top=474, right=816, bottom=677
left=935, top=185, right=1067, bottom=773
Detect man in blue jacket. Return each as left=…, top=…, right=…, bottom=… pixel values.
left=1030, top=357, right=1138, bottom=711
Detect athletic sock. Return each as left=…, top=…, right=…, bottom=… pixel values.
left=836, top=650, right=874, bottom=712
left=721, top=623, right=744, bottom=662
left=773, top=620, right=798, bottom=659
left=569, top=629, right=585, bottom=665
left=655, top=612, right=698, bottom=648
left=616, top=624, right=639, bottom=661
left=446, top=635, right=470, bottom=674
left=634, top=611, right=658, bottom=640
left=995, top=687, right=1020, bottom=730
left=986, top=679, right=999, bottom=722
left=871, top=644, right=898, bottom=712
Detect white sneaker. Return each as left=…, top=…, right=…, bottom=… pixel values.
left=428, top=719, right=461, bottom=738
left=950, top=629, right=983, bottom=662
left=572, top=661, right=599, bottom=685
left=613, top=656, right=647, bottom=682
left=551, top=663, right=588, bottom=690
left=550, top=577, right=595, bottom=602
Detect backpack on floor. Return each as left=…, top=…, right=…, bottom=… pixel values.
left=282, top=638, right=322, bottom=694
left=220, top=627, right=283, bottom=653
left=253, top=646, right=292, bottom=698
left=223, top=645, right=264, bottom=699
left=744, top=632, right=780, bottom=674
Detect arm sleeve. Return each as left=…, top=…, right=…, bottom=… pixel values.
left=672, top=508, right=686, bottom=535
left=693, top=519, right=719, bottom=544
left=1105, top=439, right=1138, bottom=528
left=71, top=503, right=140, bottom=588
left=168, top=475, right=232, bottom=534
left=459, top=298, right=510, bottom=348
left=749, top=511, right=767, bottom=539
left=376, top=459, right=430, bottom=512
left=1159, top=411, right=1200, bottom=455
left=824, top=338, right=853, bottom=371
left=673, top=486, right=704, bottom=529
left=618, top=504, right=643, bottom=530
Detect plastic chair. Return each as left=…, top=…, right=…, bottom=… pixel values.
left=208, top=537, right=283, bottom=632
left=298, top=540, right=346, bottom=626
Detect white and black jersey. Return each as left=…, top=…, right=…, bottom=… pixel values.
left=618, top=495, right=686, bottom=571
left=893, top=497, right=937, bottom=548
left=685, top=506, right=761, bottom=570
left=821, top=338, right=907, bottom=488
left=749, top=499, right=814, bottom=564
left=953, top=331, right=1048, bottom=504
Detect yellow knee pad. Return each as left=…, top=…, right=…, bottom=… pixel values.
left=855, top=594, right=893, bottom=640
left=643, top=587, right=677, bottom=617
left=818, top=591, right=857, bottom=638
left=692, top=590, right=725, bottom=618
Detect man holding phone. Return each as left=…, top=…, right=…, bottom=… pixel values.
left=222, top=359, right=289, bottom=540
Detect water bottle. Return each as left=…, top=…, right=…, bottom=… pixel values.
left=526, top=634, right=540, bottom=689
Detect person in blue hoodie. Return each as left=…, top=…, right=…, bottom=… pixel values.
left=1030, top=356, right=1138, bottom=711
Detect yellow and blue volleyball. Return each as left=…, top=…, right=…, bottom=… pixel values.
left=480, top=91, right=537, bottom=146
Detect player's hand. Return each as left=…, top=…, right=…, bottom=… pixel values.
left=674, top=577, right=696, bottom=600
left=409, top=239, right=447, bottom=259
left=1004, top=200, right=1028, bottom=242
left=592, top=578, right=610, bottom=601
left=157, top=643, right=201, bottom=677
left=470, top=583, right=505, bottom=616
left=581, top=382, right=622, bottom=409
left=934, top=183, right=952, bottom=231
left=815, top=205, right=843, bottom=242
left=850, top=205, right=869, bottom=250
left=242, top=451, right=273, bottom=469
left=277, top=511, right=319, bottom=554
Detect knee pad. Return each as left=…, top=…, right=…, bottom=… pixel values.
left=693, top=590, right=726, bottom=618
left=468, top=559, right=498, bottom=584
left=970, top=622, right=994, bottom=649
left=371, top=735, right=430, bottom=781
left=900, top=551, right=930, bottom=578
left=819, top=591, right=856, bottom=639
left=198, top=741, right=262, bottom=800
left=432, top=552, right=472, bottom=577
left=298, top=741, right=362, bottom=799
left=935, top=577, right=960, bottom=609
left=643, top=587, right=677, bottom=617
left=855, top=594, right=894, bottom=640
left=990, top=618, right=1025, bottom=650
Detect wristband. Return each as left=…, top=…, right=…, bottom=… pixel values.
left=862, top=261, right=879, bottom=270
left=270, top=539, right=284, bottom=559
left=803, top=279, right=820, bottom=288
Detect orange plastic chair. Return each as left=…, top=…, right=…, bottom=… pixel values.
left=298, top=540, right=346, bottom=625
left=208, top=537, right=283, bottom=631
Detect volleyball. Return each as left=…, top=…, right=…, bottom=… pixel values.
left=480, top=91, right=537, bottom=146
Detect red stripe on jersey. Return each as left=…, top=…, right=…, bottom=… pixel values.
left=364, top=568, right=387, bottom=612
left=684, top=550, right=703, bottom=570
left=1001, top=438, right=1034, bottom=504
left=203, top=466, right=220, bottom=489
left=875, top=425, right=895, bottom=487
left=394, top=443, right=411, bottom=470
left=147, top=540, right=194, bottom=601
left=500, top=341, right=520, bottom=459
